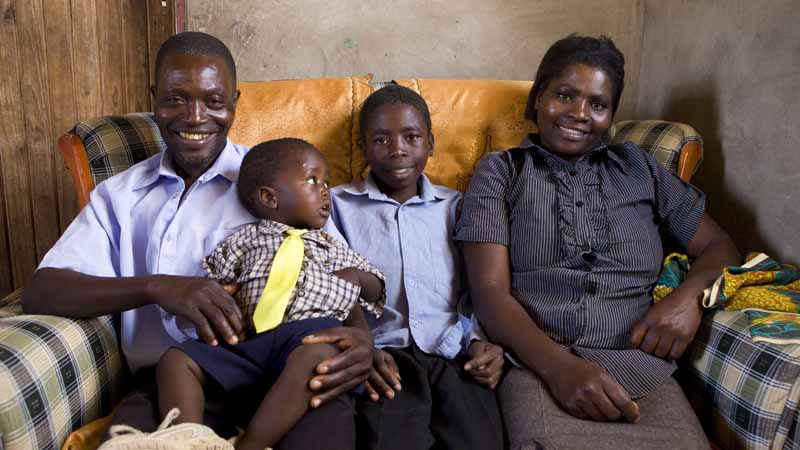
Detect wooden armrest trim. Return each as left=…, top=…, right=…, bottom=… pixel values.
left=58, top=133, right=94, bottom=210
left=677, top=140, right=703, bottom=182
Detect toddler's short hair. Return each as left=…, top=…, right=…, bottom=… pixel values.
left=237, top=138, right=315, bottom=216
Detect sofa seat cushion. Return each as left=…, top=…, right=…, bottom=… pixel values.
left=683, top=310, right=800, bottom=450
left=0, top=311, right=125, bottom=450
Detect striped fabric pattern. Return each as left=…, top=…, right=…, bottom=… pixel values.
left=610, top=120, right=702, bottom=177
left=455, top=137, right=705, bottom=398
left=683, top=310, right=800, bottom=450
left=0, top=311, right=125, bottom=450
left=73, top=114, right=166, bottom=187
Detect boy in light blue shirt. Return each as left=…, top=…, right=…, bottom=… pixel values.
left=326, top=85, right=504, bottom=450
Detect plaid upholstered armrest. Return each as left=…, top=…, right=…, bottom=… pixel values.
left=0, top=300, right=126, bottom=450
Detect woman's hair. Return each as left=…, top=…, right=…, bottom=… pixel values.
left=358, top=84, right=433, bottom=145
left=525, top=35, right=625, bottom=124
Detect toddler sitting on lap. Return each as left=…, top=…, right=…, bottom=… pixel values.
left=156, top=138, right=385, bottom=450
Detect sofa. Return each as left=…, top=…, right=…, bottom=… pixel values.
left=0, top=75, right=796, bottom=450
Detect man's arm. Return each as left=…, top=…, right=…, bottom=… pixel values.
left=23, top=268, right=243, bottom=346
left=630, top=213, right=740, bottom=359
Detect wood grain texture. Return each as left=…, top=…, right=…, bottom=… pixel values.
left=146, top=0, right=176, bottom=87
left=96, top=0, right=126, bottom=116
left=0, top=1, right=15, bottom=295
left=122, top=0, right=151, bottom=112
left=43, top=0, right=80, bottom=230
left=16, top=0, right=61, bottom=262
left=0, top=0, right=39, bottom=289
left=71, top=0, right=103, bottom=120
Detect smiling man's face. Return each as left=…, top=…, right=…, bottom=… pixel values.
left=152, top=52, right=239, bottom=180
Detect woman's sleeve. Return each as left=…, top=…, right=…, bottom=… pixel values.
left=645, top=150, right=707, bottom=249
left=454, top=151, right=513, bottom=246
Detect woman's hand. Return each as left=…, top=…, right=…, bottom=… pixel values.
left=364, top=348, right=402, bottom=401
left=629, top=290, right=703, bottom=360
left=301, top=326, right=374, bottom=408
left=545, top=354, right=640, bottom=423
left=465, top=341, right=504, bottom=389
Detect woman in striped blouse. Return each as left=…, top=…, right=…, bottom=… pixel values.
left=455, top=34, right=739, bottom=450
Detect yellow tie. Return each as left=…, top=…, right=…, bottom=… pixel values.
left=252, top=229, right=308, bottom=333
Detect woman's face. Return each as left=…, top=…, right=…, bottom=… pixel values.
left=534, top=64, right=615, bottom=163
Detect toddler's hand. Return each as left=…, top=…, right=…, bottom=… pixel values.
left=465, top=341, right=504, bottom=390
left=332, top=267, right=361, bottom=288
left=364, top=349, right=402, bottom=402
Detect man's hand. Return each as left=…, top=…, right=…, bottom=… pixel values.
left=464, top=341, right=504, bottom=389
left=364, top=348, right=402, bottom=401
left=302, top=326, right=374, bottom=408
left=149, top=275, right=243, bottom=346
left=629, top=289, right=703, bottom=360
left=545, top=354, right=640, bottom=423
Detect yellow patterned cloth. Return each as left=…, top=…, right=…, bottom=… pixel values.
left=653, top=252, right=800, bottom=344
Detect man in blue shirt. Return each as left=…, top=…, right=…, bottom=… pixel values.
left=22, top=32, right=372, bottom=449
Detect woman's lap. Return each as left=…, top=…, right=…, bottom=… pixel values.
left=499, top=366, right=708, bottom=450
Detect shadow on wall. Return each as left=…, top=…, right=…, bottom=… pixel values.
left=661, top=83, right=771, bottom=259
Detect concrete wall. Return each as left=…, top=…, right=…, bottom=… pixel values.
left=637, top=0, right=800, bottom=262
left=187, top=0, right=644, bottom=119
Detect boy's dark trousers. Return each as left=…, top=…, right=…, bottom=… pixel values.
left=356, top=344, right=504, bottom=450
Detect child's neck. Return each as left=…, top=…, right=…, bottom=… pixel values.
left=374, top=177, right=421, bottom=205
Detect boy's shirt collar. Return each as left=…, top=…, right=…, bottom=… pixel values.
left=256, top=218, right=338, bottom=249
left=134, top=138, right=242, bottom=190
left=341, top=172, right=458, bottom=204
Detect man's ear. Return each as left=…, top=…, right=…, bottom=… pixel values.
left=428, top=132, right=435, bottom=157
left=258, top=186, right=278, bottom=209
left=232, top=89, right=241, bottom=106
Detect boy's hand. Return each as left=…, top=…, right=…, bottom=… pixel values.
left=364, top=348, right=402, bottom=401
left=333, top=268, right=361, bottom=288
left=302, top=326, right=374, bottom=408
left=464, top=341, right=504, bottom=389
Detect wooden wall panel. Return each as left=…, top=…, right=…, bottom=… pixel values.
left=0, top=0, right=39, bottom=289
left=122, top=0, right=151, bottom=113
left=43, top=0, right=80, bottom=231
left=16, top=0, right=61, bottom=262
left=0, top=0, right=157, bottom=297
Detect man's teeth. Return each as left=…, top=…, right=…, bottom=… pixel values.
left=391, top=168, right=412, bottom=175
left=179, top=132, right=211, bottom=141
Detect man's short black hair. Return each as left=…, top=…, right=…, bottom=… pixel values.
left=155, top=31, right=237, bottom=85
left=358, top=84, right=433, bottom=144
left=525, top=34, right=625, bottom=124
left=237, top=138, right=315, bottom=216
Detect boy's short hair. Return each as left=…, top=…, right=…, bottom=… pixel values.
left=358, top=84, right=432, bottom=144
left=237, top=138, right=315, bottom=216
left=525, top=34, right=625, bottom=123
left=155, top=31, right=237, bottom=85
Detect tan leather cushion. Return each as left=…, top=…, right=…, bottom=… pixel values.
left=230, top=75, right=372, bottom=187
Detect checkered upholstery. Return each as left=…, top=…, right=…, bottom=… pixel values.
left=0, top=309, right=125, bottom=450
left=73, top=113, right=166, bottom=187
left=610, top=120, right=702, bottom=177
left=683, top=311, right=800, bottom=450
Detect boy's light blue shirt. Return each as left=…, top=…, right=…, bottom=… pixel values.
left=326, top=173, right=483, bottom=359
left=38, top=139, right=257, bottom=372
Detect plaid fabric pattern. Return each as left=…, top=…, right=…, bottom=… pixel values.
left=683, top=310, right=800, bottom=450
left=72, top=113, right=166, bottom=187
left=204, top=219, right=386, bottom=331
left=610, top=120, right=702, bottom=177
left=0, top=310, right=125, bottom=450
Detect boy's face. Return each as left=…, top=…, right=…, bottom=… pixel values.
left=362, top=102, right=433, bottom=204
left=152, top=53, right=239, bottom=179
left=264, top=147, right=331, bottom=230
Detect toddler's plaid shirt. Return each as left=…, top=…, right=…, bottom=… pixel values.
left=204, top=219, right=386, bottom=332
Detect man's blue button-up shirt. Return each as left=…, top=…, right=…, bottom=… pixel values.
left=39, top=140, right=257, bottom=371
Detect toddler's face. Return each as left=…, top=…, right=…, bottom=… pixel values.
left=362, top=102, right=433, bottom=203
left=268, top=148, right=331, bottom=229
